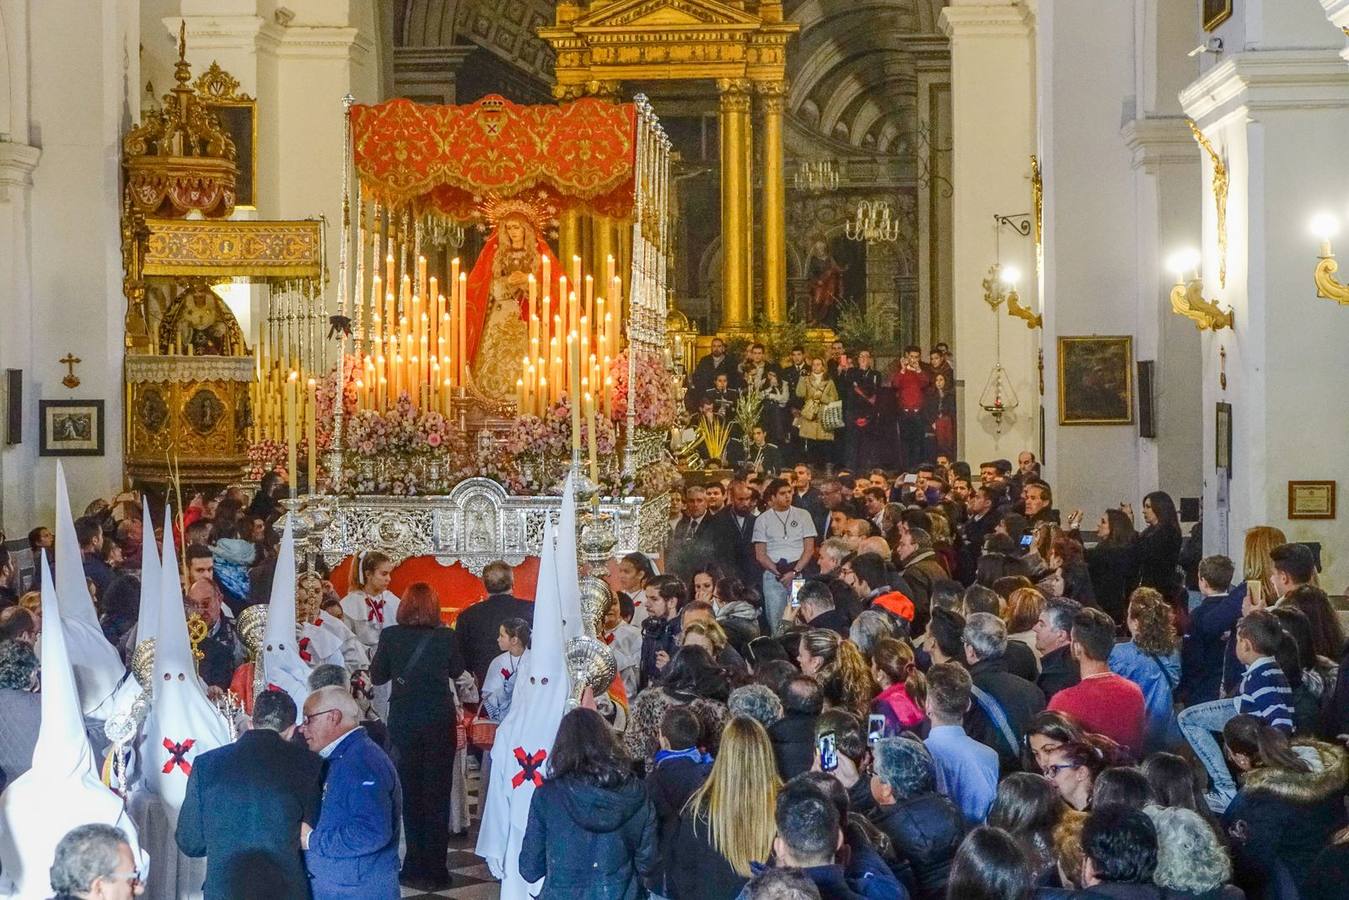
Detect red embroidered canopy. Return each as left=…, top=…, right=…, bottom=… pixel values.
left=350, top=95, right=638, bottom=219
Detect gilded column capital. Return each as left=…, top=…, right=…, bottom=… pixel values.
left=754, top=80, right=788, bottom=112
left=717, top=78, right=754, bottom=106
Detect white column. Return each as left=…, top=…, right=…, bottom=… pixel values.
left=940, top=1, right=1039, bottom=465
left=0, top=140, right=41, bottom=534
left=1182, top=49, right=1349, bottom=583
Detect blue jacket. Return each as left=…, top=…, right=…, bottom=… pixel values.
left=303, top=728, right=402, bottom=900
left=1182, top=592, right=1241, bottom=703
left=1109, top=641, right=1182, bottom=755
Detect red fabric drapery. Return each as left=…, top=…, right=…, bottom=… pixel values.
left=349, top=96, right=638, bottom=218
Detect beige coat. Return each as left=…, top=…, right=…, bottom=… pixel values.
left=796, top=374, right=839, bottom=441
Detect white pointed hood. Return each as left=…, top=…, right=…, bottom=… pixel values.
left=261, top=515, right=311, bottom=711
left=139, top=511, right=232, bottom=824
left=136, top=499, right=162, bottom=646
left=555, top=472, right=583, bottom=645
left=53, top=461, right=125, bottom=715
left=0, top=552, right=141, bottom=899
left=477, top=475, right=578, bottom=897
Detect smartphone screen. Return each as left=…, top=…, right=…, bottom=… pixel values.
left=789, top=576, right=804, bottom=607
left=1247, top=580, right=1264, bottom=607
left=867, top=714, right=886, bottom=746
left=1019, top=533, right=1034, bottom=550
left=818, top=731, right=838, bottom=772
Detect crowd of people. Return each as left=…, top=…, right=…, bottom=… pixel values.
left=4, top=444, right=1349, bottom=899
left=685, top=339, right=957, bottom=472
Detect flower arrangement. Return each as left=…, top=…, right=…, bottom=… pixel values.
left=245, top=440, right=287, bottom=482
left=608, top=351, right=678, bottom=430
left=496, top=397, right=619, bottom=494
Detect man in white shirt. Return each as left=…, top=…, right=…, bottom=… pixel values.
left=753, top=478, right=818, bottom=631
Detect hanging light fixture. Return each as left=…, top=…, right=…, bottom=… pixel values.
left=845, top=200, right=900, bottom=244
left=793, top=159, right=839, bottom=193
left=979, top=263, right=1021, bottom=431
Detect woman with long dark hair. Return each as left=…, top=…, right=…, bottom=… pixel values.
left=1221, top=714, right=1348, bottom=898
left=519, top=708, right=658, bottom=899
left=370, top=582, right=466, bottom=890
left=623, top=646, right=730, bottom=770
left=924, top=372, right=957, bottom=460
left=1038, top=734, right=1127, bottom=811
left=945, top=827, right=1032, bottom=900
left=1081, top=507, right=1138, bottom=627
left=1131, top=491, right=1182, bottom=593
left=986, top=772, right=1067, bottom=885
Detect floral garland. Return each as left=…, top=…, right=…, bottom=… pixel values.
left=608, top=350, right=677, bottom=430
left=495, top=397, right=619, bottom=494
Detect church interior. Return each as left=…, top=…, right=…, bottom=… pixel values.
left=2, top=2, right=1349, bottom=900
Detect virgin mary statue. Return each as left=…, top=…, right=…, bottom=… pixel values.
left=464, top=197, right=560, bottom=402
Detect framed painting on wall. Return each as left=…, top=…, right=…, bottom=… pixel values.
left=1057, top=336, right=1134, bottom=425
left=1215, top=401, right=1232, bottom=470
left=1289, top=481, right=1336, bottom=520
left=1203, top=0, right=1233, bottom=32
left=39, top=399, right=105, bottom=457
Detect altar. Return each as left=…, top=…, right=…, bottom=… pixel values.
left=260, top=91, right=677, bottom=569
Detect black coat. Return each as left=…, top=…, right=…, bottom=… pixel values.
left=957, top=512, right=997, bottom=586
left=452, top=593, right=533, bottom=686
left=769, top=713, right=819, bottom=780
left=965, top=656, right=1046, bottom=774
left=1003, top=639, right=1039, bottom=683
left=1180, top=593, right=1241, bottom=706
left=176, top=728, right=323, bottom=900
left=871, top=793, right=964, bottom=900
left=519, top=774, right=659, bottom=900
left=639, top=615, right=680, bottom=690
left=645, top=757, right=712, bottom=896
left=666, top=809, right=750, bottom=900
left=806, top=607, right=851, bottom=637
left=1086, top=541, right=1138, bottom=626
left=1037, top=645, right=1080, bottom=702
left=1134, top=525, right=1182, bottom=592
left=370, top=625, right=466, bottom=739
left=714, top=507, right=760, bottom=586
left=455, top=593, right=534, bottom=685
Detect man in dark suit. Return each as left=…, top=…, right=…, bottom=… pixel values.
left=957, top=486, right=999, bottom=585
left=177, top=689, right=323, bottom=900
left=791, top=463, right=825, bottom=530
left=715, top=479, right=760, bottom=586
left=843, top=349, right=884, bottom=471
left=667, top=484, right=721, bottom=583
left=454, top=560, right=534, bottom=686
left=689, top=337, right=741, bottom=409
left=781, top=346, right=810, bottom=463
left=301, top=686, right=402, bottom=900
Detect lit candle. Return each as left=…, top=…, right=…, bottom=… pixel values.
left=538, top=375, right=548, bottom=415
left=528, top=274, right=538, bottom=350
left=569, top=332, right=582, bottom=454
left=517, top=377, right=526, bottom=411
left=458, top=273, right=468, bottom=386
left=385, top=254, right=394, bottom=294
left=286, top=371, right=299, bottom=498
left=307, top=377, right=318, bottom=494
left=585, top=391, right=599, bottom=484
left=584, top=275, right=594, bottom=333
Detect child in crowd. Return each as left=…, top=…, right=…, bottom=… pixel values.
left=340, top=550, right=401, bottom=717
left=481, top=618, right=530, bottom=722
left=645, top=706, right=713, bottom=900
left=1178, top=608, right=1294, bottom=812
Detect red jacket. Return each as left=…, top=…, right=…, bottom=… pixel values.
left=892, top=368, right=929, bottom=411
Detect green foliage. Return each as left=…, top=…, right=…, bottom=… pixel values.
left=750, top=315, right=812, bottom=364
left=835, top=299, right=899, bottom=353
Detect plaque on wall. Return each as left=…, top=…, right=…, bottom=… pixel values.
left=1289, top=481, right=1336, bottom=520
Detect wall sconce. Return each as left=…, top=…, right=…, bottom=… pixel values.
left=1311, top=213, right=1349, bottom=306
left=1166, top=248, right=1233, bottom=331
left=982, top=264, right=1041, bottom=329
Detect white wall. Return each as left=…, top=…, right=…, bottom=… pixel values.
left=1037, top=0, right=1203, bottom=523
left=0, top=0, right=138, bottom=532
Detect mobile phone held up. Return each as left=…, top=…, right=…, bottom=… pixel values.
left=818, top=731, right=838, bottom=772
left=789, top=576, right=805, bottom=608
left=1019, top=532, right=1034, bottom=550
left=867, top=714, right=886, bottom=746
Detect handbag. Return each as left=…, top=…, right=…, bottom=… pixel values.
left=821, top=400, right=844, bottom=431
left=801, top=398, right=820, bottom=421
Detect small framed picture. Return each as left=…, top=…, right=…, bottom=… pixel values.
left=1289, top=481, right=1336, bottom=520
left=39, top=399, right=105, bottom=457
left=1057, top=336, right=1134, bottom=425
left=1215, top=401, right=1232, bottom=470
left=1203, top=0, right=1233, bottom=32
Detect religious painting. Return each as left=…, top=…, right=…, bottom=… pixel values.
left=196, top=62, right=257, bottom=208
left=39, top=399, right=105, bottom=457
left=1057, top=336, right=1133, bottom=425
left=1203, top=0, right=1233, bottom=32
left=1289, top=481, right=1336, bottom=520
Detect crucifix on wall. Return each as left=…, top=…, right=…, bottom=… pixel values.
left=60, top=353, right=81, bottom=389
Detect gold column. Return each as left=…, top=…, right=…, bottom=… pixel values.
left=559, top=207, right=580, bottom=277
left=718, top=79, right=752, bottom=330
left=758, top=81, right=787, bottom=323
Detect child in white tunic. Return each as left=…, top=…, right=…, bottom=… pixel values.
left=340, top=551, right=400, bottom=717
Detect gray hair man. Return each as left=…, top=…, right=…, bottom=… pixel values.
left=961, top=612, right=1047, bottom=773
left=49, top=824, right=141, bottom=900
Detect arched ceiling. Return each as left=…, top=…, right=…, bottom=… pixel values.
left=785, top=0, right=947, bottom=156
left=392, top=0, right=948, bottom=155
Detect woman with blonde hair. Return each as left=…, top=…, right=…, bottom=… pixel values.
left=797, top=628, right=875, bottom=721
left=680, top=618, right=729, bottom=660
left=667, top=716, right=781, bottom=898
left=1222, top=525, right=1291, bottom=694
left=1003, top=587, right=1045, bottom=662
left=1108, top=587, right=1182, bottom=754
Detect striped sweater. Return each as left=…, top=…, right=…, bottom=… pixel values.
left=1237, top=656, right=1295, bottom=733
